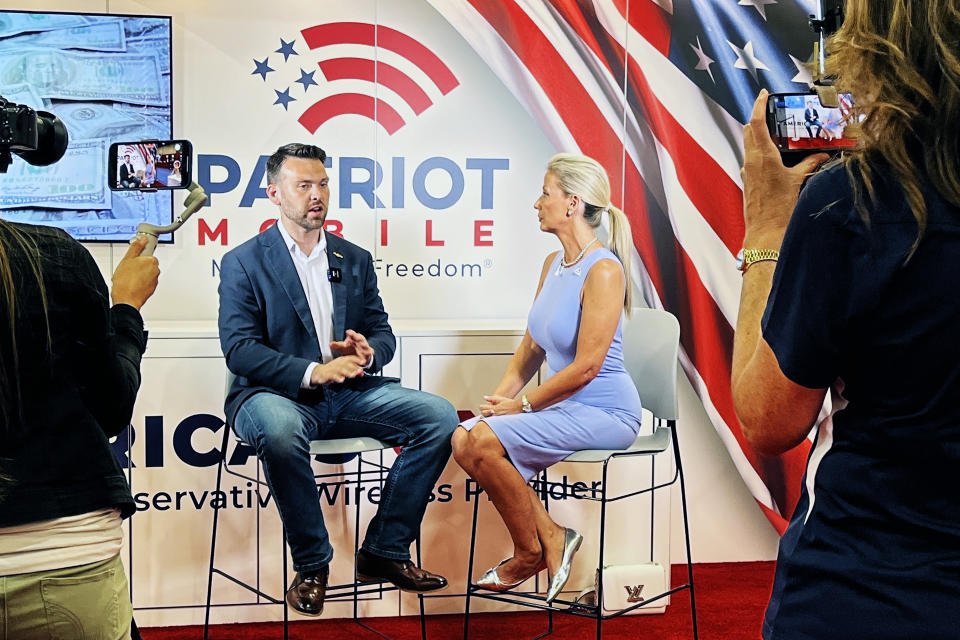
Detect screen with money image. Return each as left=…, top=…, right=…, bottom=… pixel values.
left=0, top=10, right=173, bottom=243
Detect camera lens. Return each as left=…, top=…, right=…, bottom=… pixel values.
left=18, top=111, right=68, bottom=167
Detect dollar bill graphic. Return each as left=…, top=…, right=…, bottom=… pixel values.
left=112, top=103, right=171, bottom=137
left=0, top=49, right=164, bottom=106
left=122, top=17, right=168, bottom=40
left=1, top=191, right=171, bottom=241
left=0, top=82, right=44, bottom=110
left=112, top=189, right=170, bottom=226
left=0, top=20, right=126, bottom=52
left=0, top=13, right=86, bottom=39
left=127, top=36, right=170, bottom=75
left=48, top=101, right=144, bottom=139
left=0, top=139, right=108, bottom=210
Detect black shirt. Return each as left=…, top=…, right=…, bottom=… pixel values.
left=0, top=223, right=146, bottom=526
left=761, top=162, right=960, bottom=639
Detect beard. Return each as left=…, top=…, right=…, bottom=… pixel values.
left=282, top=205, right=326, bottom=231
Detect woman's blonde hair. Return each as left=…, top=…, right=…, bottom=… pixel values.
left=826, top=0, right=960, bottom=251
left=547, top=153, right=633, bottom=311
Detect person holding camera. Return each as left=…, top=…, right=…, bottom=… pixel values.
left=0, top=224, right=159, bottom=639
left=733, top=1, right=960, bottom=638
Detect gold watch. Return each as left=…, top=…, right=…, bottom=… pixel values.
left=521, top=395, right=533, bottom=413
left=736, top=248, right=779, bottom=273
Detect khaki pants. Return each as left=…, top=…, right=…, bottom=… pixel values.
left=0, top=554, right=131, bottom=640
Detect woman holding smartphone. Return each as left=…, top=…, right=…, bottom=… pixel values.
left=733, top=1, right=960, bottom=638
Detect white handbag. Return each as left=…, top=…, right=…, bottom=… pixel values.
left=599, top=562, right=668, bottom=615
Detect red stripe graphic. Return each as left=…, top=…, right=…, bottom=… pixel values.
left=301, top=22, right=459, bottom=94
left=549, top=0, right=745, bottom=256
left=318, top=57, right=433, bottom=115
left=611, top=0, right=671, bottom=55
left=298, top=93, right=405, bottom=135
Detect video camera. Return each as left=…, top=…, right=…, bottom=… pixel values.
left=0, top=96, right=205, bottom=255
left=0, top=95, right=69, bottom=172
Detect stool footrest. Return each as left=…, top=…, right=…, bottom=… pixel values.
left=210, top=568, right=283, bottom=604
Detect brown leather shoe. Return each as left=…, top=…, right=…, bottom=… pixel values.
left=285, top=567, right=328, bottom=616
left=356, top=549, right=448, bottom=593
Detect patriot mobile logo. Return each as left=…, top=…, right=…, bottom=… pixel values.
left=251, top=22, right=459, bottom=134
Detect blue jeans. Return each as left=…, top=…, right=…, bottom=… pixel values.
left=233, top=382, right=457, bottom=575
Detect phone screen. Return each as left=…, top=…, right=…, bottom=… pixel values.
left=110, top=140, right=191, bottom=190
left=768, top=93, right=857, bottom=151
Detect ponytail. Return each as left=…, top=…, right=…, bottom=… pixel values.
left=604, top=205, right=633, bottom=313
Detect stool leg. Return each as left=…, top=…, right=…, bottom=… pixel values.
left=672, top=423, right=698, bottom=639
left=282, top=527, right=289, bottom=640
left=416, top=536, right=427, bottom=640
left=463, top=489, right=481, bottom=640
left=354, top=454, right=362, bottom=623
left=204, top=425, right=230, bottom=639
left=542, top=469, right=553, bottom=638
left=596, top=461, right=610, bottom=640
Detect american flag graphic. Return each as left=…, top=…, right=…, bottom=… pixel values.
left=428, top=0, right=823, bottom=533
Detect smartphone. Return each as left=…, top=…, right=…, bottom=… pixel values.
left=766, top=92, right=855, bottom=165
left=108, top=139, right=192, bottom=190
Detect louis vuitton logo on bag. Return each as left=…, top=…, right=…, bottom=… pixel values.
left=624, top=584, right=645, bottom=603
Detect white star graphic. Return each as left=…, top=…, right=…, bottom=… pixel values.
left=738, top=0, right=778, bottom=21
left=690, top=36, right=716, bottom=83
left=727, top=40, right=770, bottom=82
left=789, top=54, right=813, bottom=86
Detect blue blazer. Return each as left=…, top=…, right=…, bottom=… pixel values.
left=218, top=224, right=396, bottom=425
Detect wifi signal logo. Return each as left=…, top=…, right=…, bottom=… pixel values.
left=251, top=22, right=459, bottom=135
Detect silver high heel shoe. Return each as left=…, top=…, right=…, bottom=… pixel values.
left=476, top=559, right=525, bottom=592
left=545, top=528, right=583, bottom=604
left=476, top=555, right=546, bottom=592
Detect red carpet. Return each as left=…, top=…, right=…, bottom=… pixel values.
left=142, top=562, right=773, bottom=640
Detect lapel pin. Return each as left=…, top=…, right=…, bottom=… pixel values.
left=333, top=251, right=343, bottom=259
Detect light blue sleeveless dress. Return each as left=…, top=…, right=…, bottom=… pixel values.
left=460, top=248, right=642, bottom=481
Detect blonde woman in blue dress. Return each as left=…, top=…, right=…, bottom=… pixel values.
left=452, top=153, right=643, bottom=603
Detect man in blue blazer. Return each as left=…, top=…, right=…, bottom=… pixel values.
left=218, top=143, right=457, bottom=616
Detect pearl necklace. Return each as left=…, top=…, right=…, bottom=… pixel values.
left=556, top=237, right=598, bottom=276
left=561, top=237, right=598, bottom=268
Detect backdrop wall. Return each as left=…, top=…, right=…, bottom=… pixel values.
left=1, top=0, right=818, bottom=626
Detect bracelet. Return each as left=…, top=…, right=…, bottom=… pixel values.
left=737, top=248, right=779, bottom=275
left=741, top=257, right=778, bottom=275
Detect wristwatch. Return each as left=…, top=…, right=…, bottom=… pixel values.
left=736, top=248, right=779, bottom=273
left=521, top=395, right=533, bottom=413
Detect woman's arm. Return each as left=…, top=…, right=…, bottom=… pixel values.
left=731, top=90, right=829, bottom=456
left=481, top=257, right=624, bottom=416
left=75, top=238, right=156, bottom=438
left=732, top=264, right=826, bottom=455
left=484, top=253, right=555, bottom=400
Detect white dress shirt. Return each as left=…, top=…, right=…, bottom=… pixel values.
left=276, top=221, right=334, bottom=388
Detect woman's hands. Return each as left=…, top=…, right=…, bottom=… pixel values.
left=478, top=394, right=522, bottom=418
left=111, top=235, right=160, bottom=310
left=741, top=89, right=830, bottom=248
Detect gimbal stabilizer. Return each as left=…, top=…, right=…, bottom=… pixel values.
left=134, top=181, right=207, bottom=256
